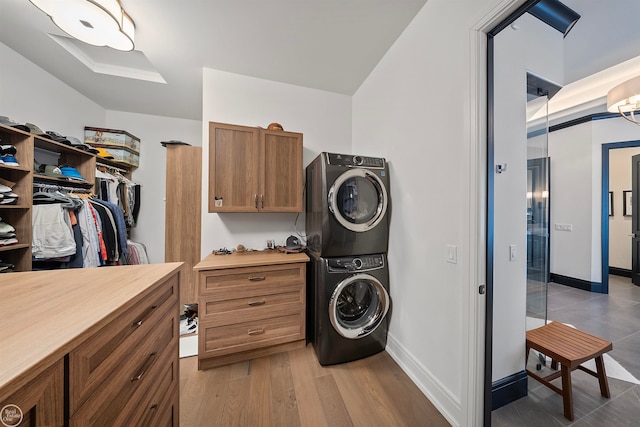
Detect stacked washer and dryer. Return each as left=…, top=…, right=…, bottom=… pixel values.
left=305, top=152, right=391, bottom=365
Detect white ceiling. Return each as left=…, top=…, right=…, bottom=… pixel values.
left=1, top=0, right=639, bottom=121
left=0, top=0, right=427, bottom=120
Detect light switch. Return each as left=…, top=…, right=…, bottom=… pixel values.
left=509, top=244, right=517, bottom=261
left=446, top=244, right=457, bottom=264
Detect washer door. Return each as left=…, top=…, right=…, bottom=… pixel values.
left=329, top=273, right=390, bottom=339
left=328, top=168, right=388, bottom=232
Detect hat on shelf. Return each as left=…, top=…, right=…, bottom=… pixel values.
left=25, top=122, right=49, bottom=137
left=67, top=136, right=99, bottom=154
left=45, top=131, right=71, bottom=145
left=0, top=144, right=17, bottom=156
left=0, top=116, right=30, bottom=132
left=38, top=164, right=63, bottom=178
left=59, top=165, right=87, bottom=182
left=94, top=147, right=114, bottom=159
left=160, top=140, right=191, bottom=147
left=0, top=222, right=15, bottom=235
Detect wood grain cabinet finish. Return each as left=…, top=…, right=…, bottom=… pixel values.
left=0, top=264, right=182, bottom=427
left=208, top=122, right=303, bottom=213
left=195, top=253, right=309, bottom=370
left=0, top=361, right=64, bottom=427
left=69, top=275, right=179, bottom=427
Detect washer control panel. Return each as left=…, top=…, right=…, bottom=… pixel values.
left=327, top=254, right=385, bottom=272
left=326, top=152, right=385, bottom=169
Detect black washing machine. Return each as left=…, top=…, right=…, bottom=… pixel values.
left=306, top=152, right=390, bottom=258
left=308, top=253, right=391, bottom=366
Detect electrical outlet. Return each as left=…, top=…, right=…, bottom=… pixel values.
left=266, top=239, right=275, bottom=250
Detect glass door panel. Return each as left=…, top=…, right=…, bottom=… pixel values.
left=526, top=95, right=550, bottom=330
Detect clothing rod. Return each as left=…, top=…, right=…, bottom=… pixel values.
left=96, top=161, right=128, bottom=174
left=33, top=182, right=92, bottom=194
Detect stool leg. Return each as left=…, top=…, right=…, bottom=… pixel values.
left=595, top=355, right=611, bottom=398
left=561, top=365, right=574, bottom=421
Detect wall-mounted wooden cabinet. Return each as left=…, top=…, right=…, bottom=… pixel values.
left=208, top=122, right=303, bottom=213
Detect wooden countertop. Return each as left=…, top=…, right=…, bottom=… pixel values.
left=194, top=251, right=309, bottom=270
left=0, top=262, right=183, bottom=399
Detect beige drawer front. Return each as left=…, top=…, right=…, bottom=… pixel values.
left=70, top=315, right=177, bottom=427
left=201, top=285, right=304, bottom=326
left=199, top=263, right=305, bottom=299
left=201, top=312, right=304, bottom=357
left=69, top=275, right=178, bottom=414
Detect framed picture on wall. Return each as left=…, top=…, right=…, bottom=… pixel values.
left=624, top=190, right=632, bottom=216
left=609, top=192, right=614, bottom=216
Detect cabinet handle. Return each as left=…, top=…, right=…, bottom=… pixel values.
left=130, top=352, right=157, bottom=382
left=248, top=328, right=265, bottom=336
left=248, top=276, right=266, bottom=281
left=149, top=404, right=158, bottom=411
left=255, top=194, right=258, bottom=208
left=248, top=300, right=266, bottom=306
left=260, top=194, right=264, bottom=208
left=131, top=305, right=159, bottom=328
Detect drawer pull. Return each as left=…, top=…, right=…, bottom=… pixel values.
left=248, top=328, right=265, bottom=336
left=249, top=276, right=266, bottom=281
left=130, top=352, right=157, bottom=382
left=131, top=305, right=159, bottom=328
left=149, top=404, right=158, bottom=411
left=248, top=300, right=266, bottom=306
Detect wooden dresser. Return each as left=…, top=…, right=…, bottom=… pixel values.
left=194, top=251, right=309, bottom=370
left=0, top=263, right=183, bottom=427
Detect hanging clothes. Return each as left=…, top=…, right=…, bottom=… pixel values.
left=32, top=204, right=76, bottom=259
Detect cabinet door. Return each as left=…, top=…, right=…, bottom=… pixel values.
left=260, top=129, right=303, bottom=212
left=208, top=122, right=260, bottom=212
left=0, top=360, right=64, bottom=427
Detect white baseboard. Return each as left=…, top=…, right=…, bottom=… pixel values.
left=385, top=333, right=462, bottom=427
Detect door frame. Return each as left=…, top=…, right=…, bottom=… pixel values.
left=602, top=140, right=640, bottom=294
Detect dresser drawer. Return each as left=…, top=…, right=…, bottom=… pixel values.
left=123, top=352, right=177, bottom=427
left=201, top=312, right=304, bottom=357
left=199, top=263, right=305, bottom=299
left=69, top=275, right=178, bottom=414
left=201, top=285, right=304, bottom=326
left=69, top=314, right=177, bottom=427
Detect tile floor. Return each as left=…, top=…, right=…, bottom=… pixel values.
left=492, top=275, right=640, bottom=426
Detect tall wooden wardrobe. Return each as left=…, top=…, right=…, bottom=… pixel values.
left=165, top=144, right=202, bottom=306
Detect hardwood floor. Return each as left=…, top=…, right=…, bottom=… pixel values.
left=180, top=344, right=451, bottom=426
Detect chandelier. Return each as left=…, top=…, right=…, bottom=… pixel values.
left=607, top=75, right=640, bottom=125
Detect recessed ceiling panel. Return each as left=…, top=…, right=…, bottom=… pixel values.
left=49, top=34, right=166, bottom=84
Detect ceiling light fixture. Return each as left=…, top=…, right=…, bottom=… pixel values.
left=607, top=75, right=640, bottom=125
left=30, top=0, right=135, bottom=51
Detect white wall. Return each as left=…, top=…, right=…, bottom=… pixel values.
left=492, top=14, right=563, bottom=382
left=0, top=41, right=104, bottom=138
left=201, top=69, right=352, bottom=255
left=609, top=147, right=640, bottom=269
left=548, top=122, right=594, bottom=280
left=105, top=111, right=202, bottom=264
left=352, top=0, right=525, bottom=423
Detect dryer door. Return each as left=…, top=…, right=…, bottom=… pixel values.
left=328, top=273, right=390, bottom=339
left=328, top=168, right=388, bottom=232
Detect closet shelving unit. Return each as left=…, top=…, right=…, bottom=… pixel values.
left=0, top=123, right=136, bottom=272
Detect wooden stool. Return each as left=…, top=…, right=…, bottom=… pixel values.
left=525, top=321, right=613, bottom=421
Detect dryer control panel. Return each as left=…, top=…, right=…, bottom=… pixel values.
left=327, top=254, right=385, bottom=272
left=326, top=153, right=385, bottom=169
